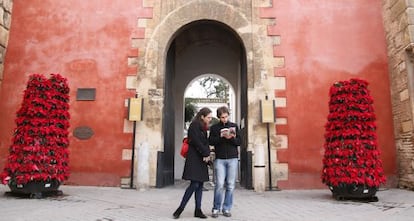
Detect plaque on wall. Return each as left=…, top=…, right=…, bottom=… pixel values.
left=76, top=88, right=96, bottom=101
left=73, top=126, right=94, bottom=140
left=128, top=97, right=143, bottom=121
left=260, top=99, right=276, bottom=123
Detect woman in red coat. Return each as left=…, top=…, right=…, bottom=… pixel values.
left=173, top=107, right=212, bottom=219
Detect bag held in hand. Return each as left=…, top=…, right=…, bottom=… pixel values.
left=180, top=137, right=189, bottom=158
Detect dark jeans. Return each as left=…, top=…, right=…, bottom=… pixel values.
left=179, top=180, right=204, bottom=209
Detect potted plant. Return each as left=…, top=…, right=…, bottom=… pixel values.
left=321, top=78, right=386, bottom=201
left=0, top=73, right=70, bottom=198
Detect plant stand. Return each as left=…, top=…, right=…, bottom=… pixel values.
left=7, top=180, right=62, bottom=199
left=329, top=184, right=378, bottom=202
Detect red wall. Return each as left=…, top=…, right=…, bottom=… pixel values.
left=0, top=0, right=396, bottom=188
left=0, top=0, right=151, bottom=186
left=262, top=0, right=397, bottom=188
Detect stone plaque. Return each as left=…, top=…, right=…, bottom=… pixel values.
left=73, top=126, right=94, bottom=140
left=76, top=88, right=96, bottom=101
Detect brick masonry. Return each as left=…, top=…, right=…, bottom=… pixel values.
left=382, top=0, right=414, bottom=189
left=0, top=0, right=12, bottom=87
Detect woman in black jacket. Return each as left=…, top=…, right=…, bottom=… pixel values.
left=173, top=107, right=212, bottom=219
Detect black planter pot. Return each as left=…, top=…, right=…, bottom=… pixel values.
left=329, top=184, right=378, bottom=202
left=8, top=180, right=61, bottom=198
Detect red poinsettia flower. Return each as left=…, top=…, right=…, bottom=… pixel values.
left=0, top=73, right=71, bottom=185
left=321, top=79, right=386, bottom=189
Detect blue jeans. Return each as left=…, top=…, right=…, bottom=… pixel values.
left=213, top=158, right=238, bottom=211
left=179, top=181, right=204, bottom=209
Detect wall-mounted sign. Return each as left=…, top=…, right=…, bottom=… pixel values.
left=73, top=126, right=94, bottom=140
left=128, top=97, right=143, bottom=121
left=76, top=88, right=96, bottom=101
left=260, top=99, right=275, bottom=123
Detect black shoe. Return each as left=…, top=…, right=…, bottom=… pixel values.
left=223, top=210, right=232, bottom=217
left=173, top=207, right=184, bottom=219
left=194, top=209, right=207, bottom=219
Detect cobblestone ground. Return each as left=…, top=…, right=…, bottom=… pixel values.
left=1, top=183, right=414, bottom=221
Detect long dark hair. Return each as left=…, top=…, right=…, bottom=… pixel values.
left=192, top=107, right=212, bottom=123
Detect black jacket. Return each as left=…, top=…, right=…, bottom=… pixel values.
left=209, top=121, right=241, bottom=159
left=182, top=120, right=211, bottom=182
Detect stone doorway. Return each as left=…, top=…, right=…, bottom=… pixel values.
left=158, top=20, right=249, bottom=187
left=134, top=1, right=279, bottom=190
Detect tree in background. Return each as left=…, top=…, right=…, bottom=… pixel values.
left=184, top=99, right=197, bottom=123
left=198, top=77, right=229, bottom=100
left=184, top=77, right=229, bottom=128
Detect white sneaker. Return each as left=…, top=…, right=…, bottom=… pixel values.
left=212, top=209, right=219, bottom=218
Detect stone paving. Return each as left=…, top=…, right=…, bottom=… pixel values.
left=1, top=183, right=414, bottom=221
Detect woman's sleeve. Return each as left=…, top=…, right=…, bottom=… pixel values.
left=188, top=123, right=210, bottom=157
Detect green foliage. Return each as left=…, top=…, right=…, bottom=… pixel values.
left=210, top=117, right=219, bottom=126
left=198, top=77, right=229, bottom=99
left=184, top=99, right=197, bottom=123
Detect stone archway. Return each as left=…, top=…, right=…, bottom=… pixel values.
left=167, top=20, right=245, bottom=184
left=134, top=0, right=278, bottom=190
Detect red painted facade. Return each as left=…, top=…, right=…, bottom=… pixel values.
left=0, top=0, right=396, bottom=189
left=262, top=0, right=396, bottom=188
left=0, top=0, right=151, bottom=186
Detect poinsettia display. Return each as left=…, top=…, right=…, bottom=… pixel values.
left=321, top=78, right=386, bottom=188
left=0, top=73, right=70, bottom=186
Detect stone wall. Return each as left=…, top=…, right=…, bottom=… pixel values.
left=132, top=0, right=285, bottom=190
left=0, top=0, right=12, bottom=87
left=383, top=0, right=414, bottom=189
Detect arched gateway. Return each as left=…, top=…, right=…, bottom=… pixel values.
left=133, top=1, right=283, bottom=190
